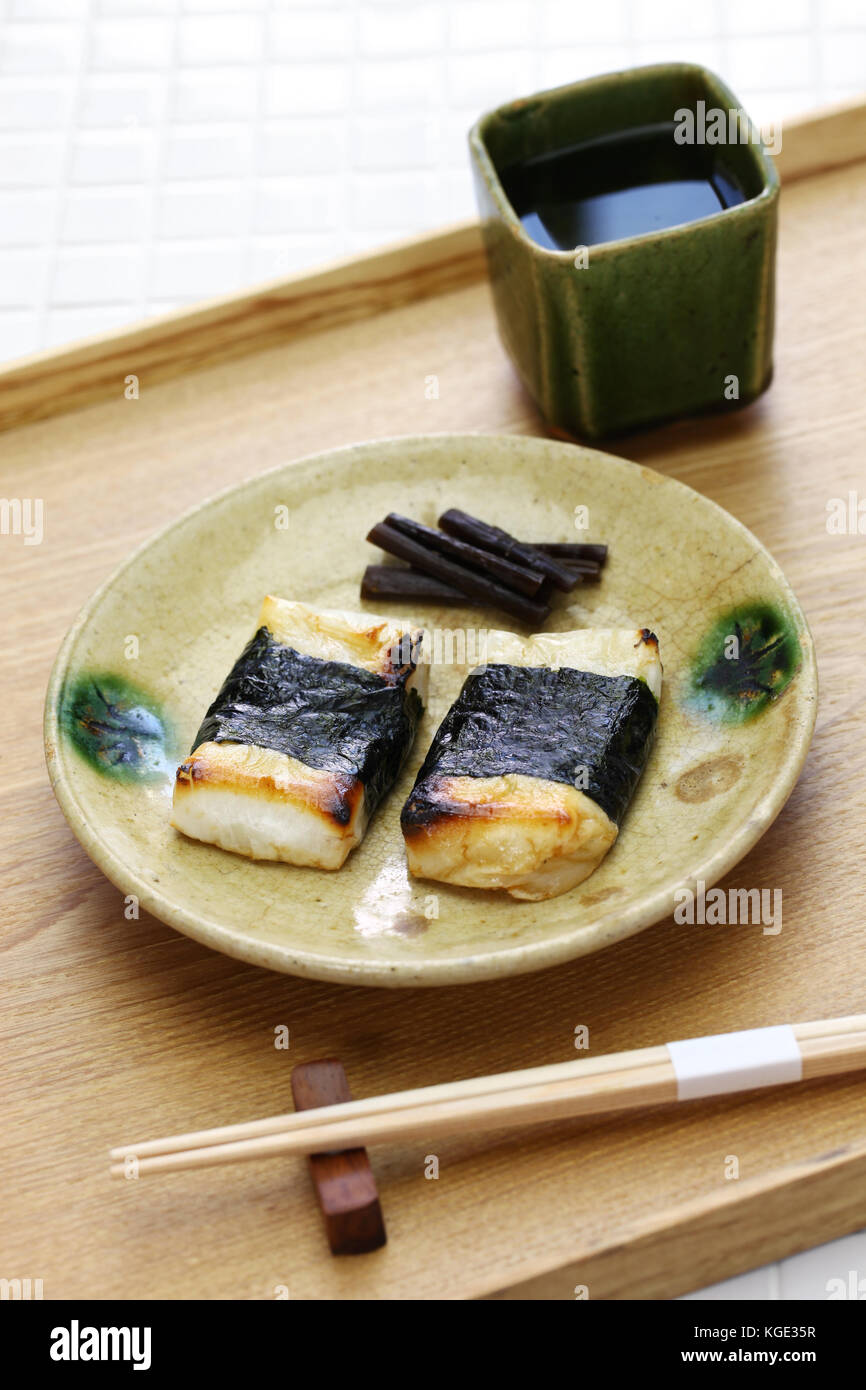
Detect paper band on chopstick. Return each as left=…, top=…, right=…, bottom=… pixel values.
left=666, top=1025, right=803, bottom=1101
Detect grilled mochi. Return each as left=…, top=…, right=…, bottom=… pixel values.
left=400, top=628, right=661, bottom=901
left=172, top=598, right=427, bottom=869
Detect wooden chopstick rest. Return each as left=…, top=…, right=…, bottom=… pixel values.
left=291, top=1059, right=386, bottom=1257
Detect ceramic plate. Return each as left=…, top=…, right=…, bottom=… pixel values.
left=45, top=434, right=817, bottom=986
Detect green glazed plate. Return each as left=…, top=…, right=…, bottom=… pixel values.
left=45, top=435, right=817, bottom=987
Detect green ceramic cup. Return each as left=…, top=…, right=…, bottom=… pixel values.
left=469, top=64, right=780, bottom=440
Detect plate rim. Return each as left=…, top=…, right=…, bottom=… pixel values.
left=44, top=432, right=819, bottom=987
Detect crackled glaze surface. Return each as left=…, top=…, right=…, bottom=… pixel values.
left=45, top=434, right=816, bottom=986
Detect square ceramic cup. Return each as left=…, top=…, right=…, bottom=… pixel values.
left=468, top=64, right=780, bottom=440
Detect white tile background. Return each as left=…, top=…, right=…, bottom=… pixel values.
left=2, top=0, right=865, bottom=1302
left=1, top=0, right=865, bottom=363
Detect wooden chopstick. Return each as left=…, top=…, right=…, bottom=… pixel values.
left=111, top=1058, right=677, bottom=1177
left=109, top=1044, right=665, bottom=1161
left=109, top=1015, right=866, bottom=1179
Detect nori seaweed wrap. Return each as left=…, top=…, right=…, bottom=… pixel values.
left=401, top=627, right=660, bottom=900
left=172, top=597, right=426, bottom=869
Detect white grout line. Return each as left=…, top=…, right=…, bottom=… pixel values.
left=241, top=0, right=270, bottom=283
left=343, top=0, right=361, bottom=266
left=35, top=0, right=95, bottom=352
left=138, top=0, right=184, bottom=323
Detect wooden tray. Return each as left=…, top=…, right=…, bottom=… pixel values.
left=3, top=101, right=866, bottom=1301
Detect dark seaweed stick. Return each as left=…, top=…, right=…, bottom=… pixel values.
left=385, top=513, right=546, bottom=596
left=438, top=509, right=578, bottom=593
left=530, top=542, right=608, bottom=567
left=361, top=564, right=467, bottom=605
left=567, top=562, right=603, bottom=579
left=556, top=563, right=602, bottom=583
left=363, top=563, right=596, bottom=606
left=534, top=559, right=603, bottom=587
left=367, top=521, right=550, bottom=626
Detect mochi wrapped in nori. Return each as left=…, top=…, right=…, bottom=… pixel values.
left=400, top=628, right=660, bottom=901
left=172, top=598, right=427, bottom=869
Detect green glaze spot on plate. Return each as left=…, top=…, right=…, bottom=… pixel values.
left=686, top=602, right=801, bottom=724
left=60, top=672, right=174, bottom=781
